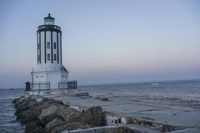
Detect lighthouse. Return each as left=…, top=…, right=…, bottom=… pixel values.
left=31, top=14, right=69, bottom=92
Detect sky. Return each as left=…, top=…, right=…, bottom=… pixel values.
left=0, top=0, right=200, bottom=88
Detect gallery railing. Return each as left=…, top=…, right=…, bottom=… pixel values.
left=58, top=82, right=68, bottom=89
left=25, top=81, right=77, bottom=91
left=67, top=80, right=77, bottom=89
left=30, top=82, right=50, bottom=91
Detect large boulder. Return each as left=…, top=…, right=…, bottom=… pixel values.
left=82, top=106, right=105, bottom=127
left=37, top=98, right=65, bottom=125
left=13, top=97, right=45, bottom=133
left=37, top=98, right=64, bottom=112
left=14, top=97, right=37, bottom=109
left=57, top=105, right=82, bottom=123
left=45, top=117, right=65, bottom=133
left=14, top=97, right=38, bottom=116
left=25, top=121, right=46, bottom=133
left=16, top=107, right=41, bottom=124
left=39, top=105, right=60, bottom=125
left=13, top=97, right=40, bottom=124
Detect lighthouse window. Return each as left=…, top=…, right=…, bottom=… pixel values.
left=37, top=55, right=40, bottom=61
left=47, top=42, right=50, bottom=49
left=47, top=54, right=50, bottom=61
left=54, top=42, right=56, bottom=49
left=54, top=54, right=56, bottom=60
left=37, top=43, right=40, bottom=49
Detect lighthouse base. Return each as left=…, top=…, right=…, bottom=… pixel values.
left=25, top=88, right=78, bottom=96
left=31, top=69, right=68, bottom=90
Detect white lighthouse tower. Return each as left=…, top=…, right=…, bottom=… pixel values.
left=31, top=14, right=69, bottom=92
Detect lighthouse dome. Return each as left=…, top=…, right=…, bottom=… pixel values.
left=44, top=13, right=55, bottom=25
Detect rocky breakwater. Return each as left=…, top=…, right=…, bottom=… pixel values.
left=12, top=96, right=105, bottom=133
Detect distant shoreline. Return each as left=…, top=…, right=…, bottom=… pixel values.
left=79, top=78, right=200, bottom=87
left=1, top=78, right=200, bottom=90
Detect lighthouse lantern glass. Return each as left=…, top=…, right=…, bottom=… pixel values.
left=45, top=18, right=54, bottom=25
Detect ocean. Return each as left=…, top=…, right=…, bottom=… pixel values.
left=81, top=80, right=200, bottom=101
left=0, top=80, right=200, bottom=132
left=0, top=89, right=24, bottom=133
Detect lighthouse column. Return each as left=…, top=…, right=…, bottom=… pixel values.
left=32, top=14, right=68, bottom=90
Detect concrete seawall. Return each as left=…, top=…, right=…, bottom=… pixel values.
left=43, top=91, right=200, bottom=133
left=14, top=90, right=200, bottom=133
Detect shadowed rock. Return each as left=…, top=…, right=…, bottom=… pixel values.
left=13, top=96, right=105, bottom=133
left=82, top=106, right=105, bottom=127
left=57, top=105, right=82, bottom=122
left=51, top=122, right=89, bottom=133
left=25, top=121, right=46, bottom=133
left=39, top=105, right=59, bottom=125
left=45, top=117, right=65, bottom=133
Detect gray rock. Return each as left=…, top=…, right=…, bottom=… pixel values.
left=82, top=106, right=105, bottom=127
left=45, top=117, right=65, bottom=133
left=39, top=105, right=60, bottom=125
left=37, top=98, right=64, bottom=112
left=13, top=96, right=106, bottom=132
left=14, top=97, right=38, bottom=116
left=57, top=105, right=82, bottom=123
left=25, top=121, right=45, bottom=133
left=51, top=122, right=89, bottom=133
left=17, top=107, right=40, bottom=124
left=13, top=97, right=40, bottom=124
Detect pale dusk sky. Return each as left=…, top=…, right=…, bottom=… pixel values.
left=0, top=0, right=200, bottom=88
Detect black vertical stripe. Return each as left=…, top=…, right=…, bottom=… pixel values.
left=44, top=31, right=46, bottom=63
left=51, top=31, right=53, bottom=63
left=57, top=32, right=59, bottom=63
left=39, top=32, right=41, bottom=64
left=37, top=32, right=38, bottom=64
left=60, top=32, right=62, bottom=64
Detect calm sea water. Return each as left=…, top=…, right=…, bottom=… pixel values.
left=80, top=80, right=200, bottom=101
left=0, top=89, right=24, bottom=133
left=0, top=80, right=200, bottom=132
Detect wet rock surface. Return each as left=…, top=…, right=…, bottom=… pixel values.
left=12, top=96, right=105, bottom=133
